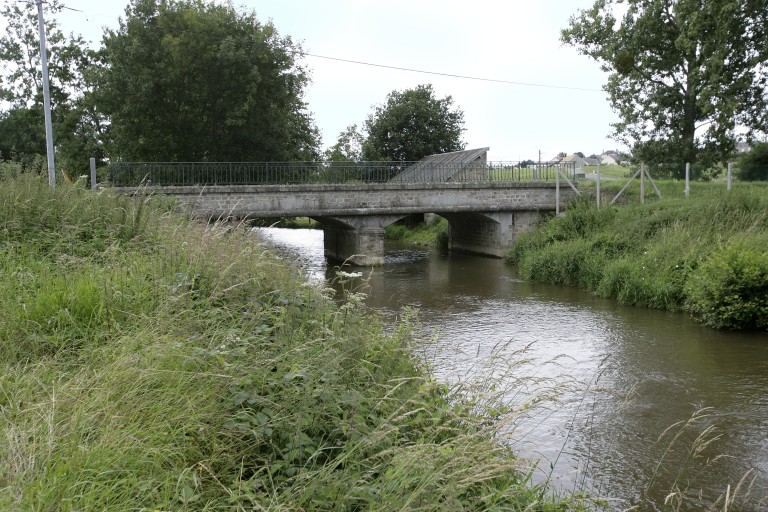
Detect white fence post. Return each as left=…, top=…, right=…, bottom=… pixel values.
left=90, top=157, right=97, bottom=190
left=685, top=162, right=690, bottom=197
left=640, top=164, right=645, bottom=204
left=556, top=165, right=560, bottom=215
left=727, top=162, right=732, bottom=191
left=596, top=159, right=601, bottom=209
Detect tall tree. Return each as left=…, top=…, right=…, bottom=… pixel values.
left=97, top=0, right=320, bottom=162
left=0, top=0, right=100, bottom=173
left=562, top=0, right=768, bottom=177
left=362, top=84, right=465, bottom=162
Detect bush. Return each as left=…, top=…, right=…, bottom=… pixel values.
left=737, top=143, right=768, bottom=181
left=685, top=243, right=768, bottom=329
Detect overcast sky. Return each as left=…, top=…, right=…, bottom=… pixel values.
left=42, top=0, right=623, bottom=161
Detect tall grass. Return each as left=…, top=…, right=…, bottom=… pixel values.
left=507, top=184, right=768, bottom=329
left=0, top=175, right=590, bottom=510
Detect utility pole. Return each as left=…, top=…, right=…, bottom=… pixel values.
left=36, top=0, right=56, bottom=188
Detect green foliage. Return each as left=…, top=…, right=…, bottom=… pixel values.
left=0, top=108, right=47, bottom=166
left=685, top=243, right=768, bottom=329
left=385, top=217, right=449, bottom=248
left=509, top=185, right=768, bottom=328
left=0, top=0, right=103, bottom=174
left=0, top=175, right=589, bottom=510
left=737, top=143, right=768, bottom=181
left=363, top=84, right=466, bottom=162
left=324, top=124, right=365, bottom=162
left=562, top=0, right=768, bottom=174
left=97, top=0, right=320, bottom=162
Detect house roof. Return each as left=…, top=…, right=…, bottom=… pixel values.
left=560, top=154, right=586, bottom=164
left=389, top=147, right=489, bottom=182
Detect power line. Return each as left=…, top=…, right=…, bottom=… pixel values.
left=8, top=1, right=605, bottom=93
left=305, top=53, right=603, bottom=93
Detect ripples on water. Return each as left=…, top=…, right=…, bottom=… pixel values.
left=252, top=227, right=768, bottom=510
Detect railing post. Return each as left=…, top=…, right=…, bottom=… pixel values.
left=640, top=163, right=646, bottom=204
left=685, top=162, right=690, bottom=197
left=727, top=162, right=732, bottom=191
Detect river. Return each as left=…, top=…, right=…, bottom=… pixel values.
left=253, top=227, right=768, bottom=511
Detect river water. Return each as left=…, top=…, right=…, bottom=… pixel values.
left=253, top=227, right=768, bottom=511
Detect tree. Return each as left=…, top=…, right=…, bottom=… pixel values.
left=0, top=0, right=100, bottom=173
left=362, top=84, right=465, bottom=162
left=562, top=0, right=768, bottom=177
left=324, top=124, right=364, bottom=162
left=97, top=0, right=320, bottom=162
left=737, top=143, right=768, bottom=181
left=0, top=108, right=47, bottom=166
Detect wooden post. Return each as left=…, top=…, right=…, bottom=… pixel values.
left=727, top=162, right=732, bottom=191
left=640, top=164, right=645, bottom=204
left=90, top=157, right=97, bottom=190
left=685, top=162, right=690, bottom=197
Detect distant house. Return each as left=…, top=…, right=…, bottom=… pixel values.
left=583, top=157, right=599, bottom=166
left=736, top=142, right=752, bottom=153
left=389, top=147, right=489, bottom=182
left=559, top=154, right=588, bottom=168
left=600, top=151, right=622, bottom=165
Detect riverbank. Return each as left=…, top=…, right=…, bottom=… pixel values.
left=506, top=182, right=768, bottom=330
left=385, top=216, right=449, bottom=249
left=0, top=174, right=586, bottom=510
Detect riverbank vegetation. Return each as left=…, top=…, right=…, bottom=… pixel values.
left=385, top=216, right=449, bottom=249
left=506, top=182, right=768, bottom=330
left=0, top=174, right=590, bottom=510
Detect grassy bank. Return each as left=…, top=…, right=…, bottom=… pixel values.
left=0, top=174, right=586, bottom=510
left=385, top=217, right=449, bottom=249
left=506, top=183, right=768, bottom=330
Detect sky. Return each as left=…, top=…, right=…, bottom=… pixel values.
left=25, top=0, right=625, bottom=162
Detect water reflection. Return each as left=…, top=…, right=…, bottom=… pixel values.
left=252, top=227, right=768, bottom=510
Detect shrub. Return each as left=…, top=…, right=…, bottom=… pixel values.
left=737, top=142, right=768, bottom=181
left=685, top=243, right=768, bottom=329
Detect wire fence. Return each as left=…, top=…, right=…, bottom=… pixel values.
left=107, top=161, right=577, bottom=187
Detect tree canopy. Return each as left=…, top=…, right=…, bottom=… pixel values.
left=0, top=0, right=100, bottom=173
left=737, top=143, right=768, bottom=181
left=324, top=124, right=364, bottom=162
left=96, top=0, right=320, bottom=162
left=362, top=84, right=465, bottom=162
left=562, top=0, right=768, bottom=177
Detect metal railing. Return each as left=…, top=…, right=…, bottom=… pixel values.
left=108, top=161, right=577, bottom=187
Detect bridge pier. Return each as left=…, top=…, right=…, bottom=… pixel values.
left=442, top=211, right=542, bottom=257
left=319, top=215, right=405, bottom=266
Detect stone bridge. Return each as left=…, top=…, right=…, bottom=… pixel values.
left=115, top=181, right=574, bottom=265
